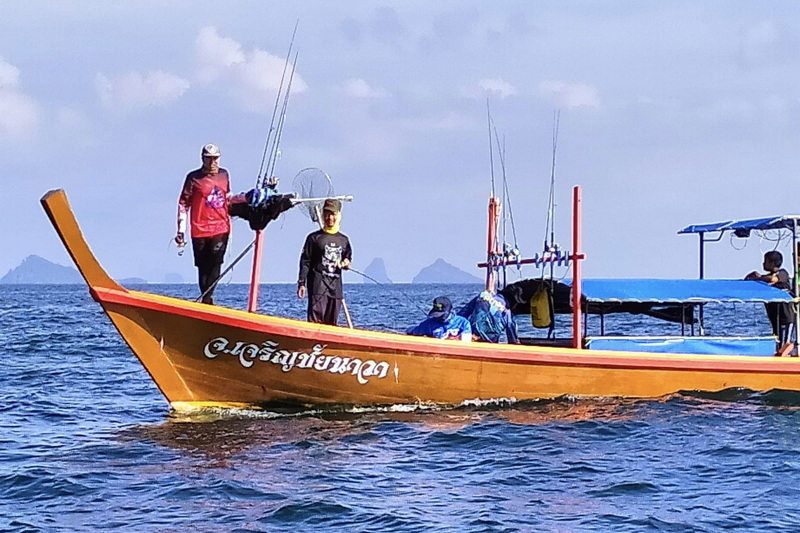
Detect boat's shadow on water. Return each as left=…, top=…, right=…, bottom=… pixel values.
left=121, top=389, right=800, bottom=463
left=679, top=386, right=800, bottom=406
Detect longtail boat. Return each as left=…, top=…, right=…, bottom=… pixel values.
left=41, top=187, right=800, bottom=412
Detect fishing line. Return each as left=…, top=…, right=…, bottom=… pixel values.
left=347, top=267, right=429, bottom=317
left=487, top=100, right=496, bottom=197
left=167, top=237, right=184, bottom=256
left=196, top=238, right=257, bottom=303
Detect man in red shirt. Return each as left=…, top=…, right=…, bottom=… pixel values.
left=175, top=143, right=235, bottom=304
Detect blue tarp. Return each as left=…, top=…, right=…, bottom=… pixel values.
left=585, top=336, right=777, bottom=356
left=678, top=215, right=800, bottom=234
left=564, top=278, right=794, bottom=304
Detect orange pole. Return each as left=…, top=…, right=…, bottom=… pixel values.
left=247, top=230, right=264, bottom=313
left=486, top=196, right=500, bottom=292
left=571, top=186, right=583, bottom=349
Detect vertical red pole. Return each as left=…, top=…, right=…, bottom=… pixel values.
left=486, top=196, right=500, bottom=292
left=247, top=230, right=264, bottom=313
left=571, top=186, right=582, bottom=349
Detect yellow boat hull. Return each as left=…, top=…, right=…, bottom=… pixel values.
left=41, top=189, right=800, bottom=410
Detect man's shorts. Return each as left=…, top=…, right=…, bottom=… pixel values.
left=192, top=234, right=229, bottom=268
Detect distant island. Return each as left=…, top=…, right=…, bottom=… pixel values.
left=362, top=257, right=392, bottom=283
left=163, top=272, right=185, bottom=284
left=120, top=277, right=148, bottom=285
left=1, top=255, right=155, bottom=285
left=412, top=258, right=482, bottom=284
left=0, top=255, right=82, bottom=284
left=1, top=254, right=482, bottom=285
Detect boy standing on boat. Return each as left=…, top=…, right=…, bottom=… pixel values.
left=297, top=198, right=352, bottom=325
left=407, top=296, right=472, bottom=341
left=175, top=143, right=239, bottom=305
left=745, top=250, right=796, bottom=341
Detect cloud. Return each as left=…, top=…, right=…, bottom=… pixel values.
left=538, top=80, right=599, bottom=110
left=194, top=26, right=308, bottom=113
left=739, top=20, right=781, bottom=66
left=0, top=60, right=20, bottom=88
left=343, top=78, right=387, bottom=99
left=0, top=58, right=40, bottom=139
left=460, top=78, right=518, bottom=100
left=195, top=26, right=245, bottom=83
left=370, top=6, right=406, bottom=45
left=95, top=71, right=190, bottom=111
left=478, top=78, right=517, bottom=99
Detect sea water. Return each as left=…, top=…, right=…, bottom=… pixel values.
left=2, top=283, right=800, bottom=532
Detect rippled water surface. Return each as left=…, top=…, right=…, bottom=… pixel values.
left=3, top=283, right=800, bottom=532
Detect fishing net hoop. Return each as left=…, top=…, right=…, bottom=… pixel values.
left=291, top=167, right=334, bottom=225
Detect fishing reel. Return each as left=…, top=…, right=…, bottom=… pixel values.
left=544, top=241, right=560, bottom=254
left=246, top=176, right=282, bottom=208
left=503, top=243, right=522, bottom=266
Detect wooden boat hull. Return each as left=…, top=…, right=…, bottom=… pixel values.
left=41, top=189, right=800, bottom=410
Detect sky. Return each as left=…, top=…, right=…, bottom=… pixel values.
left=4, top=1, right=800, bottom=284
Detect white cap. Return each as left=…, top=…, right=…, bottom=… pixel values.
left=202, top=143, right=221, bottom=157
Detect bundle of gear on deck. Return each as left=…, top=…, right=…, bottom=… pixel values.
left=229, top=187, right=296, bottom=231
left=502, top=278, right=696, bottom=326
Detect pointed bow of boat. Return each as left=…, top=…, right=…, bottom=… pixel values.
left=40, top=189, right=122, bottom=291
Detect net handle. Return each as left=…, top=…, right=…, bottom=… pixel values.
left=290, top=195, right=353, bottom=204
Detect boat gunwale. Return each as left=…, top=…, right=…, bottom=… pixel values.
left=92, top=286, right=800, bottom=375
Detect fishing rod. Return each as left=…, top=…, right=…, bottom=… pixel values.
left=544, top=110, right=560, bottom=281
left=196, top=238, right=257, bottom=303
left=485, top=101, right=501, bottom=290
left=500, top=133, right=507, bottom=288
left=347, top=267, right=429, bottom=317
left=487, top=99, right=496, bottom=198
left=246, top=25, right=300, bottom=313
left=257, top=20, right=299, bottom=189
left=195, top=24, right=300, bottom=310
left=180, top=24, right=302, bottom=310
left=492, top=124, right=521, bottom=287
left=266, top=52, right=299, bottom=182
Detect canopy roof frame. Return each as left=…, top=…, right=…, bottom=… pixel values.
left=564, top=278, right=796, bottom=305
left=678, top=214, right=800, bottom=337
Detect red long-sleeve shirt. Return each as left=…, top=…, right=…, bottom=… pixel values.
left=177, top=168, right=231, bottom=239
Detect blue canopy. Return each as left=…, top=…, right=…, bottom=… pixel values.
left=678, top=215, right=800, bottom=234
left=564, top=278, right=795, bottom=304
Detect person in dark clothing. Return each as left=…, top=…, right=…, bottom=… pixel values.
left=297, top=198, right=352, bottom=325
left=458, top=291, right=520, bottom=344
left=745, top=250, right=796, bottom=342
left=176, top=143, right=245, bottom=304
left=408, top=296, right=472, bottom=341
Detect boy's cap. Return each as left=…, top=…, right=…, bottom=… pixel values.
left=323, top=198, right=341, bottom=213
left=428, top=296, right=452, bottom=319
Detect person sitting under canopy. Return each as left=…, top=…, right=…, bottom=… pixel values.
left=745, top=250, right=796, bottom=344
